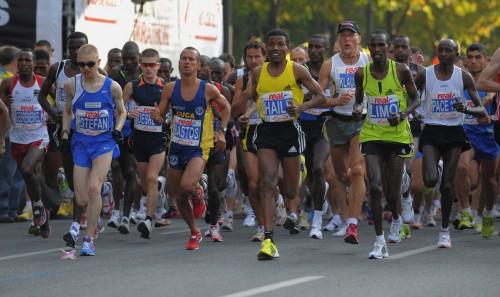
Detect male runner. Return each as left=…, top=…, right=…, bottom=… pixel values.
left=420, top=39, right=488, bottom=248
left=108, top=41, right=142, bottom=228
left=62, top=44, right=126, bottom=255
left=152, top=47, right=230, bottom=250
left=477, top=47, right=500, bottom=93
left=247, top=29, right=326, bottom=260
left=104, top=48, right=122, bottom=74
left=0, top=50, right=50, bottom=237
left=291, top=46, right=309, bottom=65
left=232, top=39, right=266, bottom=241
left=455, top=44, right=498, bottom=237
left=352, top=31, right=420, bottom=258
left=159, top=57, right=174, bottom=82
left=319, top=21, right=369, bottom=243
left=122, top=49, right=167, bottom=237
left=298, top=34, right=331, bottom=239
left=37, top=32, right=90, bottom=247
left=33, top=50, right=51, bottom=77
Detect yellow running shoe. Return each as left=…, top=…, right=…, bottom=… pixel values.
left=57, top=202, right=70, bottom=217
left=17, top=205, right=33, bottom=221
left=482, top=216, right=495, bottom=238
left=64, top=200, right=74, bottom=216
left=458, top=211, right=473, bottom=230
left=257, top=239, right=280, bottom=260
left=399, top=223, right=411, bottom=239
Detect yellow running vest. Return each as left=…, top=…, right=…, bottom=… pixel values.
left=360, top=60, right=412, bottom=144
left=256, top=60, right=304, bottom=122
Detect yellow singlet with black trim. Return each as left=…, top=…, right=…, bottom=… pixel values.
left=256, top=60, right=304, bottom=122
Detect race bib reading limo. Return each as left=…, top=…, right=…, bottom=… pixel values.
left=134, top=106, right=162, bottom=132
left=368, top=95, right=399, bottom=125
left=172, top=115, right=202, bottom=146
left=261, top=91, right=293, bottom=122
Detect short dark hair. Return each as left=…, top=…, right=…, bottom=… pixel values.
left=34, top=49, right=50, bottom=61
left=309, top=34, right=329, bottom=48
left=107, top=48, right=121, bottom=56
left=392, top=35, right=410, bottom=44
left=160, top=57, right=172, bottom=67
left=266, top=28, right=290, bottom=45
left=181, top=46, right=201, bottom=62
left=370, top=30, right=389, bottom=43
left=466, top=43, right=487, bottom=55
left=0, top=46, right=20, bottom=66
left=122, top=41, right=140, bottom=53
left=219, top=53, right=235, bottom=68
left=35, top=40, right=52, bottom=49
left=67, top=31, right=88, bottom=43
left=141, top=48, right=160, bottom=60
left=411, top=47, right=423, bottom=55
left=243, top=39, right=266, bottom=59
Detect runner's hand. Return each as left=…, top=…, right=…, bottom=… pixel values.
left=336, top=92, right=352, bottom=106
left=477, top=115, right=491, bottom=125
left=112, top=129, right=124, bottom=144
left=128, top=108, right=139, bottom=119
left=151, top=103, right=163, bottom=124
left=286, top=103, right=300, bottom=117
left=215, top=131, right=226, bottom=152
left=388, top=112, right=401, bottom=126
left=453, top=102, right=466, bottom=113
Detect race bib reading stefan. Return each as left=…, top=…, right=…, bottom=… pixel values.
left=75, top=109, right=110, bottom=136
left=12, top=104, right=44, bottom=129
left=368, top=95, right=399, bottom=125
left=430, top=92, right=461, bottom=119
left=171, top=115, right=202, bottom=146
left=261, top=91, right=293, bottom=122
left=134, top=106, right=162, bottom=132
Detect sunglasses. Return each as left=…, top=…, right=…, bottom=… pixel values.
left=141, top=62, right=160, bottom=68
left=77, top=61, right=96, bottom=68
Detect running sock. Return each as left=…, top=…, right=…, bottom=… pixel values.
left=332, top=214, right=342, bottom=226
left=146, top=216, right=153, bottom=222
left=441, top=227, right=449, bottom=233
left=346, top=217, right=358, bottom=225
left=376, top=234, right=385, bottom=241
left=313, top=210, right=323, bottom=221
left=264, top=230, right=273, bottom=240
left=33, top=200, right=43, bottom=207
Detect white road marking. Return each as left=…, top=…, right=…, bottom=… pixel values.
left=0, top=248, right=64, bottom=261
left=388, top=245, right=436, bottom=260
left=219, top=275, right=324, bottom=297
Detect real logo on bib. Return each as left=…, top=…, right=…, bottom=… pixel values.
left=195, top=106, right=204, bottom=116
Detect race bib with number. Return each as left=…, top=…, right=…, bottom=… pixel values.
left=430, top=92, right=461, bottom=120
left=12, top=104, right=44, bottom=129
left=368, top=95, right=399, bottom=125
left=171, top=115, right=202, bottom=146
left=261, top=91, right=293, bottom=122
left=56, top=87, right=66, bottom=112
left=338, top=72, right=355, bottom=89
left=134, top=106, right=162, bottom=132
left=75, top=109, right=110, bottom=136
left=249, top=111, right=262, bottom=125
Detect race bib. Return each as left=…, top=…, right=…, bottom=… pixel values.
left=75, top=109, right=110, bottom=136
left=261, top=91, right=293, bottom=122
left=12, top=104, right=44, bottom=129
left=248, top=111, right=262, bottom=125
left=56, top=87, right=66, bottom=112
left=368, top=95, right=399, bottom=125
left=134, top=106, right=162, bottom=132
left=171, top=115, right=202, bottom=146
left=338, top=72, right=355, bottom=89
left=430, top=92, right=461, bottom=120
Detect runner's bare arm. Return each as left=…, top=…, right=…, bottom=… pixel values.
left=152, top=82, right=173, bottom=124
left=249, top=66, right=261, bottom=103
left=398, top=64, right=421, bottom=118
left=111, top=81, right=126, bottom=131
left=207, top=83, right=231, bottom=130
left=352, top=68, right=364, bottom=119
left=318, top=58, right=340, bottom=107
left=456, top=70, right=487, bottom=119
left=477, top=47, right=500, bottom=92
left=294, top=63, right=326, bottom=112
left=62, top=78, right=75, bottom=138
left=37, top=62, right=59, bottom=119
left=231, top=76, right=246, bottom=118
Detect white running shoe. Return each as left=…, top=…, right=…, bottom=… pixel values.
left=275, top=194, right=287, bottom=226
left=129, top=209, right=138, bottom=225
left=309, top=212, right=323, bottom=239
left=137, top=219, right=152, bottom=239
left=107, top=209, right=120, bottom=228
left=323, top=218, right=338, bottom=232
left=243, top=213, right=256, bottom=227
left=333, top=221, right=348, bottom=237
left=118, top=216, right=130, bottom=235
left=437, top=230, right=452, bottom=248
left=100, top=182, right=114, bottom=217
left=136, top=197, right=147, bottom=222
left=388, top=216, right=402, bottom=243
left=401, top=195, right=414, bottom=223
left=222, top=212, right=234, bottom=231
left=252, top=226, right=265, bottom=242
left=369, top=237, right=389, bottom=259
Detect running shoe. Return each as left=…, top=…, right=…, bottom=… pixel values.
left=222, top=212, right=234, bottom=231
left=344, top=223, right=360, bottom=244
left=323, top=217, right=339, bottom=232
left=437, top=230, right=452, bottom=248
left=243, top=213, right=256, bottom=227
left=28, top=223, right=40, bottom=236
left=163, top=207, right=179, bottom=219
left=309, top=211, right=323, bottom=239
left=56, top=201, right=70, bottom=217
left=283, top=215, right=300, bottom=235
left=80, top=236, right=96, bottom=256
left=401, top=195, right=414, bottom=223
left=400, top=223, right=411, bottom=239
left=411, top=213, right=423, bottom=230
left=154, top=218, right=171, bottom=228
left=257, top=238, right=279, bottom=260
left=333, top=222, right=348, bottom=237
left=191, top=185, right=206, bottom=219
left=209, top=224, right=224, bottom=242
left=17, top=205, right=33, bottom=221
left=383, top=211, right=393, bottom=223
left=107, top=209, right=120, bottom=228
left=136, top=204, right=147, bottom=222
left=423, top=210, right=436, bottom=227
left=129, top=209, right=139, bottom=224
left=118, top=216, right=130, bottom=235
left=32, top=205, right=47, bottom=227
left=473, top=217, right=482, bottom=234
left=185, top=231, right=202, bottom=250
left=369, top=237, right=389, bottom=259
left=63, top=223, right=80, bottom=248
left=252, top=226, right=265, bottom=242
left=274, top=194, right=287, bottom=226
left=39, top=209, right=51, bottom=238
left=388, top=217, right=402, bottom=243
left=481, top=216, right=495, bottom=238
left=137, top=219, right=152, bottom=239
left=458, top=211, right=474, bottom=230
left=298, top=211, right=311, bottom=230
left=100, top=182, right=114, bottom=217
left=95, top=216, right=105, bottom=238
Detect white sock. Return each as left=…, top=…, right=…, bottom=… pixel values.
left=376, top=234, right=385, bottom=241
left=290, top=212, right=298, bottom=221
left=346, top=217, right=358, bottom=225
left=441, top=227, right=449, bottom=232
left=463, top=207, right=472, bottom=214
left=313, top=210, right=323, bottom=221
left=332, top=214, right=342, bottom=225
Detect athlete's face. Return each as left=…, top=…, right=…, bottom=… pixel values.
left=198, top=56, right=211, bottom=80
left=437, top=40, right=458, bottom=65
left=392, top=37, right=411, bottom=63
left=34, top=59, right=50, bottom=76
left=466, top=50, right=487, bottom=75
left=179, top=49, right=200, bottom=76
left=308, top=38, right=326, bottom=63
left=291, top=48, right=308, bottom=65
left=337, top=30, right=360, bottom=56
left=368, top=34, right=388, bottom=63
left=67, top=38, right=87, bottom=63
left=245, top=48, right=265, bottom=70
left=77, top=53, right=100, bottom=79
left=17, top=52, right=34, bottom=77
left=158, top=61, right=173, bottom=82
left=210, top=60, right=226, bottom=83
left=107, top=52, right=122, bottom=70
left=266, top=35, right=289, bottom=64
left=122, top=50, right=139, bottom=72
left=140, top=56, right=160, bottom=80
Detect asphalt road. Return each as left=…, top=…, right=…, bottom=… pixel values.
left=1, top=218, right=499, bottom=297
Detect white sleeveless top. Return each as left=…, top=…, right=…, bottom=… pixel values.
left=55, top=60, right=71, bottom=113
left=9, top=75, right=49, bottom=144
left=330, top=52, right=369, bottom=115
left=422, top=65, right=464, bottom=126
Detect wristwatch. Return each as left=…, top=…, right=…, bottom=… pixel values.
left=220, top=127, right=227, bottom=133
